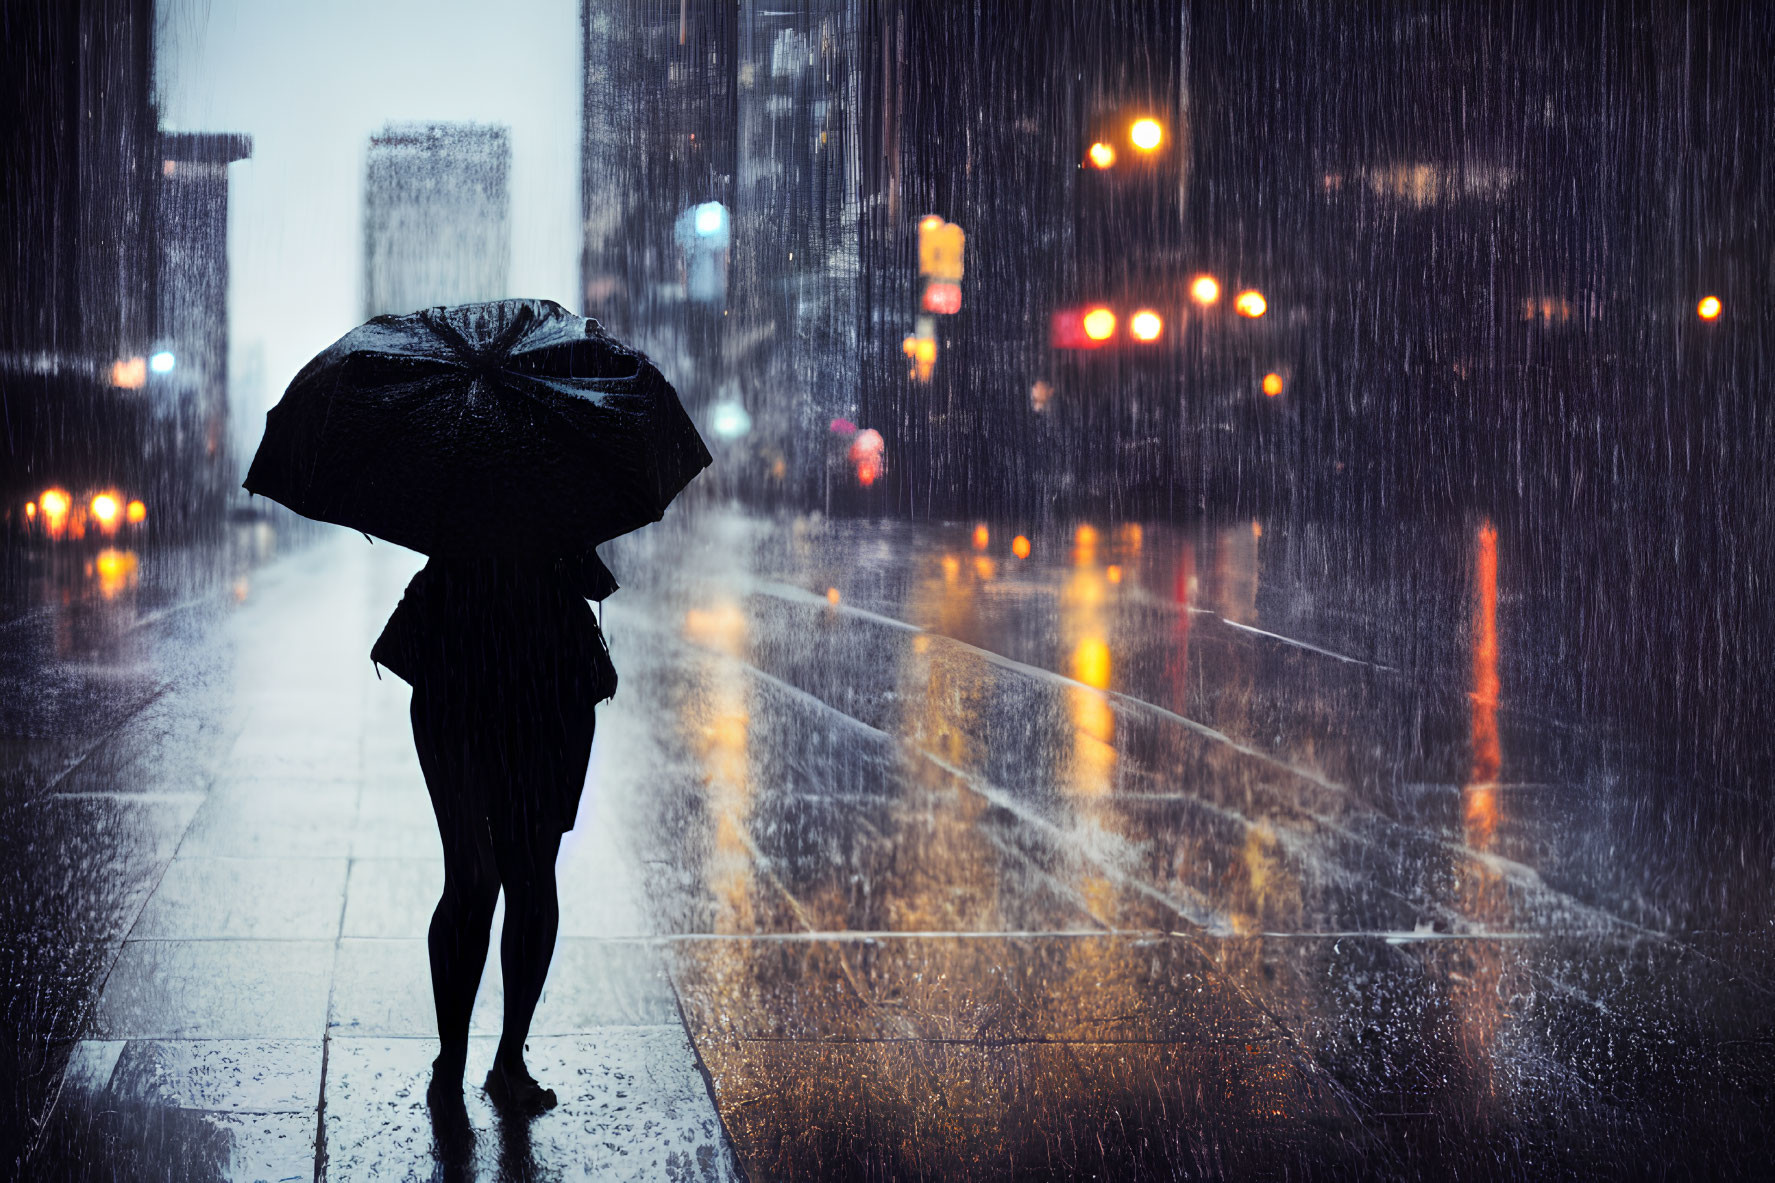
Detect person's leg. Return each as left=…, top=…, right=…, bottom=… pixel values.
left=488, top=815, right=562, bottom=1078
left=412, top=692, right=500, bottom=1085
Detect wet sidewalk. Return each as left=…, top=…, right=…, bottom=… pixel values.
left=48, top=536, right=740, bottom=1181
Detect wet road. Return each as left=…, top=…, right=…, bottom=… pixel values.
left=7, top=508, right=1775, bottom=1178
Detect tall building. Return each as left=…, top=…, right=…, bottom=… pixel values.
left=363, top=123, right=511, bottom=319
left=582, top=0, right=861, bottom=501
left=152, top=131, right=253, bottom=518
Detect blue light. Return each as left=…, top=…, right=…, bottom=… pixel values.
left=693, top=202, right=728, bottom=238
left=710, top=401, right=751, bottom=440
left=149, top=351, right=176, bottom=374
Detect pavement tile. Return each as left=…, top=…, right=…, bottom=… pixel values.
left=341, top=858, right=442, bottom=939
left=61, top=1039, right=126, bottom=1096
left=670, top=934, right=1361, bottom=1179
left=329, top=938, right=679, bottom=1038
left=177, top=787, right=360, bottom=858
left=322, top=1033, right=740, bottom=1182
left=91, top=939, right=334, bottom=1039
left=109, top=1038, right=324, bottom=1112
left=351, top=788, right=441, bottom=858
left=130, top=856, right=349, bottom=940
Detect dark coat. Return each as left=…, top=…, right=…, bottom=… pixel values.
left=371, top=552, right=619, bottom=712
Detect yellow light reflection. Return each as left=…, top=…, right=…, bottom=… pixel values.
left=1012, top=535, right=1031, bottom=559
left=93, top=548, right=138, bottom=599
left=972, top=523, right=989, bottom=550
left=1129, top=118, right=1163, bottom=151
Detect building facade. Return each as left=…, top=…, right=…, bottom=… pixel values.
left=363, top=123, right=512, bottom=319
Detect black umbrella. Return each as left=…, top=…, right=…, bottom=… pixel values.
left=243, top=299, right=711, bottom=557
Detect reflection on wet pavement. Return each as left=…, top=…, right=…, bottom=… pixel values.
left=8, top=508, right=1775, bottom=1178
left=597, top=508, right=1775, bottom=1179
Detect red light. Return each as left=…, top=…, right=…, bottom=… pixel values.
left=922, top=282, right=962, bottom=314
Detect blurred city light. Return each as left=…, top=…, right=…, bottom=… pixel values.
left=126, top=499, right=147, bottom=524
left=710, top=401, right=751, bottom=439
left=1087, top=141, right=1115, bottom=169
left=1698, top=295, right=1722, bottom=320
left=92, top=548, right=139, bottom=600
left=24, top=502, right=36, bottom=520
left=693, top=201, right=729, bottom=237
left=1262, top=372, right=1284, bottom=396
left=1012, top=535, right=1032, bottom=559
left=1106, top=565, right=1123, bottom=584
left=1072, top=637, right=1112, bottom=688
left=825, top=587, right=841, bottom=605
left=1129, top=309, right=1163, bottom=341
left=922, top=281, right=962, bottom=314
left=90, top=494, right=120, bottom=529
left=1129, top=118, right=1163, bottom=151
left=39, top=488, right=70, bottom=522
left=149, top=351, right=176, bottom=373
left=1190, top=275, right=1221, bottom=306
left=972, top=524, right=989, bottom=550
left=111, top=357, right=147, bottom=389
left=1234, top=289, right=1267, bottom=318
left=1082, top=307, right=1117, bottom=341
left=850, top=428, right=884, bottom=487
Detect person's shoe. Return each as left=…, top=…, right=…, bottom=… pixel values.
left=483, top=1060, right=557, bottom=1115
left=426, top=1060, right=474, bottom=1158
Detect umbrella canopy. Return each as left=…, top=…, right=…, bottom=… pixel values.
left=243, top=299, right=711, bottom=557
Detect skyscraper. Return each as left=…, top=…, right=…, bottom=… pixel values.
left=363, top=122, right=511, bottom=319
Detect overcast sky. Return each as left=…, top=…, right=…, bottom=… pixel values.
left=155, top=0, right=582, bottom=473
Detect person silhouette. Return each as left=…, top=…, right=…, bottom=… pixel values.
left=372, top=549, right=619, bottom=1115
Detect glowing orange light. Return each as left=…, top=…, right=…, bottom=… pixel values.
left=826, top=587, right=841, bottom=605
left=1189, top=275, right=1220, bottom=306
left=1087, top=141, right=1115, bottom=169
left=1130, top=119, right=1163, bottom=151
left=24, top=502, right=36, bottom=520
left=1464, top=521, right=1502, bottom=849
left=1129, top=310, right=1163, bottom=342
left=1082, top=307, right=1116, bottom=341
left=1106, top=565, right=1123, bottom=584
left=1234, top=290, right=1267, bottom=318
left=1072, top=638, right=1112, bottom=689
left=91, top=494, right=120, bottom=526
left=1262, top=372, right=1284, bottom=396
left=1076, top=524, right=1098, bottom=548
left=972, top=524, right=989, bottom=550
left=40, top=489, right=70, bottom=518
left=1697, top=296, right=1721, bottom=320
left=1012, top=535, right=1032, bottom=559
left=111, top=357, right=146, bottom=389
left=973, top=556, right=996, bottom=580
left=126, top=499, right=146, bottom=524
left=941, top=555, right=961, bottom=581
left=94, top=548, right=138, bottom=599
left=918, top=214, right=943, bottom=234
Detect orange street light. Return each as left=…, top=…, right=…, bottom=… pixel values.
left=1129, top=310, right=1163, bottom=342
left=1234, top=289, right=1267, bottom=318
left=1087, top=142, right=1115, bottom=169
left=1130, top=119, right=1163, bottom=151
left=1262, top=372, right=1284, bottom=397
left=1082, top=307, right=1117, bottom=341
left=1698, top=295, right=1722, bottom=320
left=1189, top=275, right=1220, bottom=306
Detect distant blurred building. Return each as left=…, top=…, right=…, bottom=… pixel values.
left=582, top=0, right=861, bottom=504
left=363, top=123, right=511, bottom=318
left=153, top=132, right=254, bottom=513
